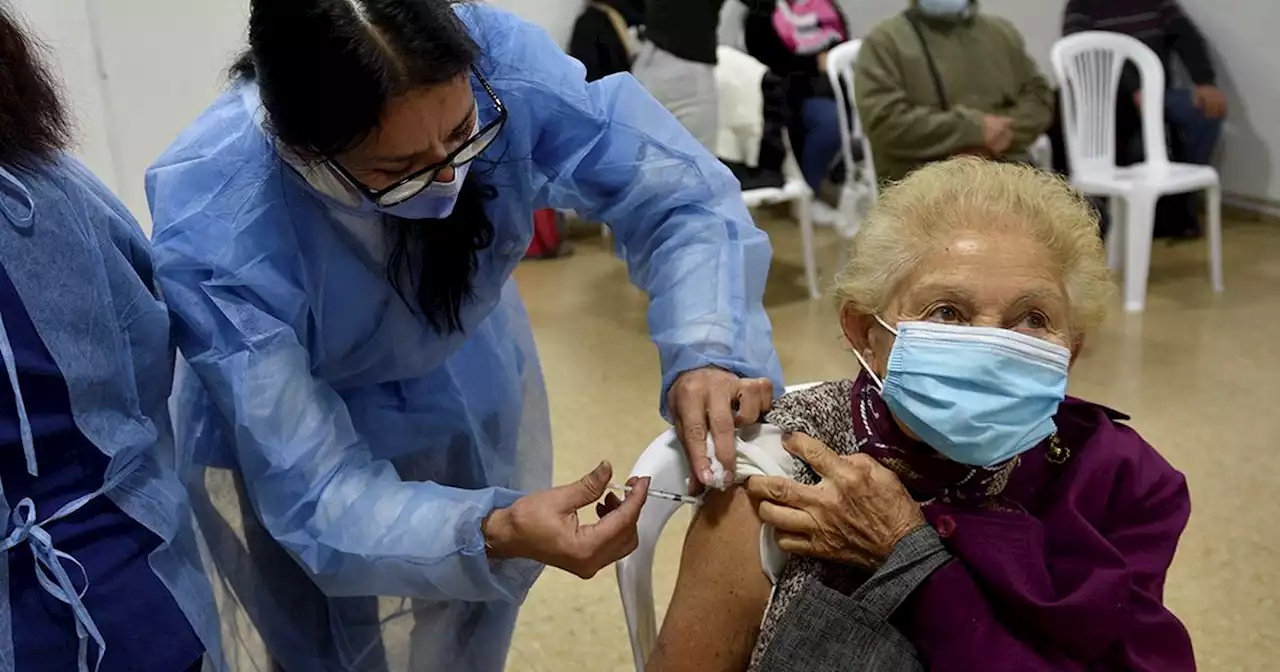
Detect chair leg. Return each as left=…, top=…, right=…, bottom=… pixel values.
left=1206, top=184, right=1224, bottom=293
left=1122, top=195, right=1156, bottom=312
left=1107, top=197, right=1125, bottom=271
left=799, top=194, right=821, bottom=299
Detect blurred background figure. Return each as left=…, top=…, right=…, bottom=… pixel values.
left=742, top=0, right=850, bottom=223
left=1063, top=0, right=1227, bottom=238
left=633, top=0, right=727, bottom=148
left=855, top=0, right=1053, bottom=183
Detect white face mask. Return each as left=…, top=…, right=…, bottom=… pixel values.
left=278, top=113, right=480, bottom=220
left=374, top=163, right=470, bottom=220
left=917, top=0, right=970, bottom=18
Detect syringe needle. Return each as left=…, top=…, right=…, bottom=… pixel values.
left=608, top=483, right=701, bottom=506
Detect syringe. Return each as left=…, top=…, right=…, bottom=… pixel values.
left=608, top=483, right=701, bottom=506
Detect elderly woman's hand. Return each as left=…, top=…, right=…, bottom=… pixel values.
left=745, top=433, right=925, bottom=568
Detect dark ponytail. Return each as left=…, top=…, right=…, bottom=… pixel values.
left=235, top=0, right=494, bottom=334
left=0, top=5, right=71, bottom=169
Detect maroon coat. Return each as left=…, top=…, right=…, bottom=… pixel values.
left=757, top=377, right=1195, bottom=671
left=893, top=396, right=1196, bottom=669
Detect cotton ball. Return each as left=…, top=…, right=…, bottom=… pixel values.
left=705, top=435, right=729, bottom=490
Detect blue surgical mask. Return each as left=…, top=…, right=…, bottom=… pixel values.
left=375, top=162, right=470, bottom=220
left=917, top=0, right=971, bottom=18
left=853, top=316, right=1070, bottom=467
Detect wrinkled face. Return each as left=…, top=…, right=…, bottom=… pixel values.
left=842, top=224, right=1078, bottom=438
left=333, top=73, right=476, bottom=190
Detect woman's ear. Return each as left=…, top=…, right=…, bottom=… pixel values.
left=840, top=305, right=877, bottom=357
left=1070, top=333, right=1086, bottom=366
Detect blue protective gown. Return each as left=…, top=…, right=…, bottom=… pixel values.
left=146, top=5, right=782, bottom=671
left=0, top=158, right=222, bottom=671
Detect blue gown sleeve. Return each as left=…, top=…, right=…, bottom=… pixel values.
left=486, top=13, right=784, bottom=417
left=149, top=194, right=541, bottom=602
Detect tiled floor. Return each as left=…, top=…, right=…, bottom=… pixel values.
left=507, top=213, right=1280, bottom=671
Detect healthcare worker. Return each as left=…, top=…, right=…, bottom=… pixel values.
left=147, top=0, right=783, bottom=669
left=0, top=7, right=221, bottom=672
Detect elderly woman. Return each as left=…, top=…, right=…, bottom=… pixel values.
left=647, top=157, right=1195, bottom=671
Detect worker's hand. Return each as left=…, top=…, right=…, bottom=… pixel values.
left=817, top=50, right=830, bottom=73
left=982, top=115, right=1015, bottom=156
left=1194, top=84, right=1229, bottom=119
left=745, top=433, right=924, bottom=569
left=668, top=368, right=774, bottom=492
left=483, top=461, right=650, bottom=578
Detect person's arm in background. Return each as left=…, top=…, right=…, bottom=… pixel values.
left=1062, top=0, right=1144, bottom=104
left=854, top=28, right=986, bottom=161
left=993, top=18, right=1055, bottom=155
left=1061, top=0, right=1094, bottom=36
left=1163, top=0, right=1215, bottom=88
left=486, top=12, right=784, bottom=447
left=1163, top=0, right=1227, bottom=117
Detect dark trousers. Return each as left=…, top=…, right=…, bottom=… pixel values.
left=1127, top=88, right=1223, bottom=236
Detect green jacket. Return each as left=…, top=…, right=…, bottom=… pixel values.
left=853, top=4, right=1054, bottom=183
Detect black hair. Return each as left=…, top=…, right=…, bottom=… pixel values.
left=234, top=0, right=494, bottom=334
left=0, top=4, right=71, bottom=169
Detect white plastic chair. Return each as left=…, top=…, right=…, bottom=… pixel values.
left=715, top=46, right=819, bottom=299
left=825, top=39, right=877, bottom=243
left=741, top=148, right=820, bottom=300
left=1052, top=32, right=1223, bottom=312
left=615, top=382, right=822, bottom=672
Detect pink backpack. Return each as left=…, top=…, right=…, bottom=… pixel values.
left=772, top=0, right=847, bottom=56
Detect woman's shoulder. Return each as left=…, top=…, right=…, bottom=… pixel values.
left=765, top=380, right=859, bottom=454
left=456, top=4, right=555, bottom=73
left=148, top=85, right=278, bottom=237
left=148, top=85, right=297, bottom=269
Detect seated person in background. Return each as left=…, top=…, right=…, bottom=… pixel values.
left=1064, top=0, right=1226, bottom=238
left=855, top=0, right=1053, bottom=184
left=646, top=158, right=1196, bottom=672
left=741, top=0, right=850, bottom=222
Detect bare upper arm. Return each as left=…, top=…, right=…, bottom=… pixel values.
left=646, top=486, right=773, bottom=672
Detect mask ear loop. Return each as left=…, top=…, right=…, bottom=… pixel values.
left=851, top=347, right=885, bottom=391
left=852, top=315, right=899, bottom=392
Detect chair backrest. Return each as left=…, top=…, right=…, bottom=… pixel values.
left=826, top=39, right=876, bottom=195
left=825, top=39, right=877, bottom=239
left=615, top=382, right=823, bottom=671
left=1051, top=31, right=1168, bottom=174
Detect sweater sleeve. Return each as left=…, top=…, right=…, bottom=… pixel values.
left=994, top=18, right=1055, bottom=153
left=1061, top=0, right=1094, bottom=35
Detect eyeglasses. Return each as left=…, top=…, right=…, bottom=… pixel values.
left=327, top=68, right=507, bottom=207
